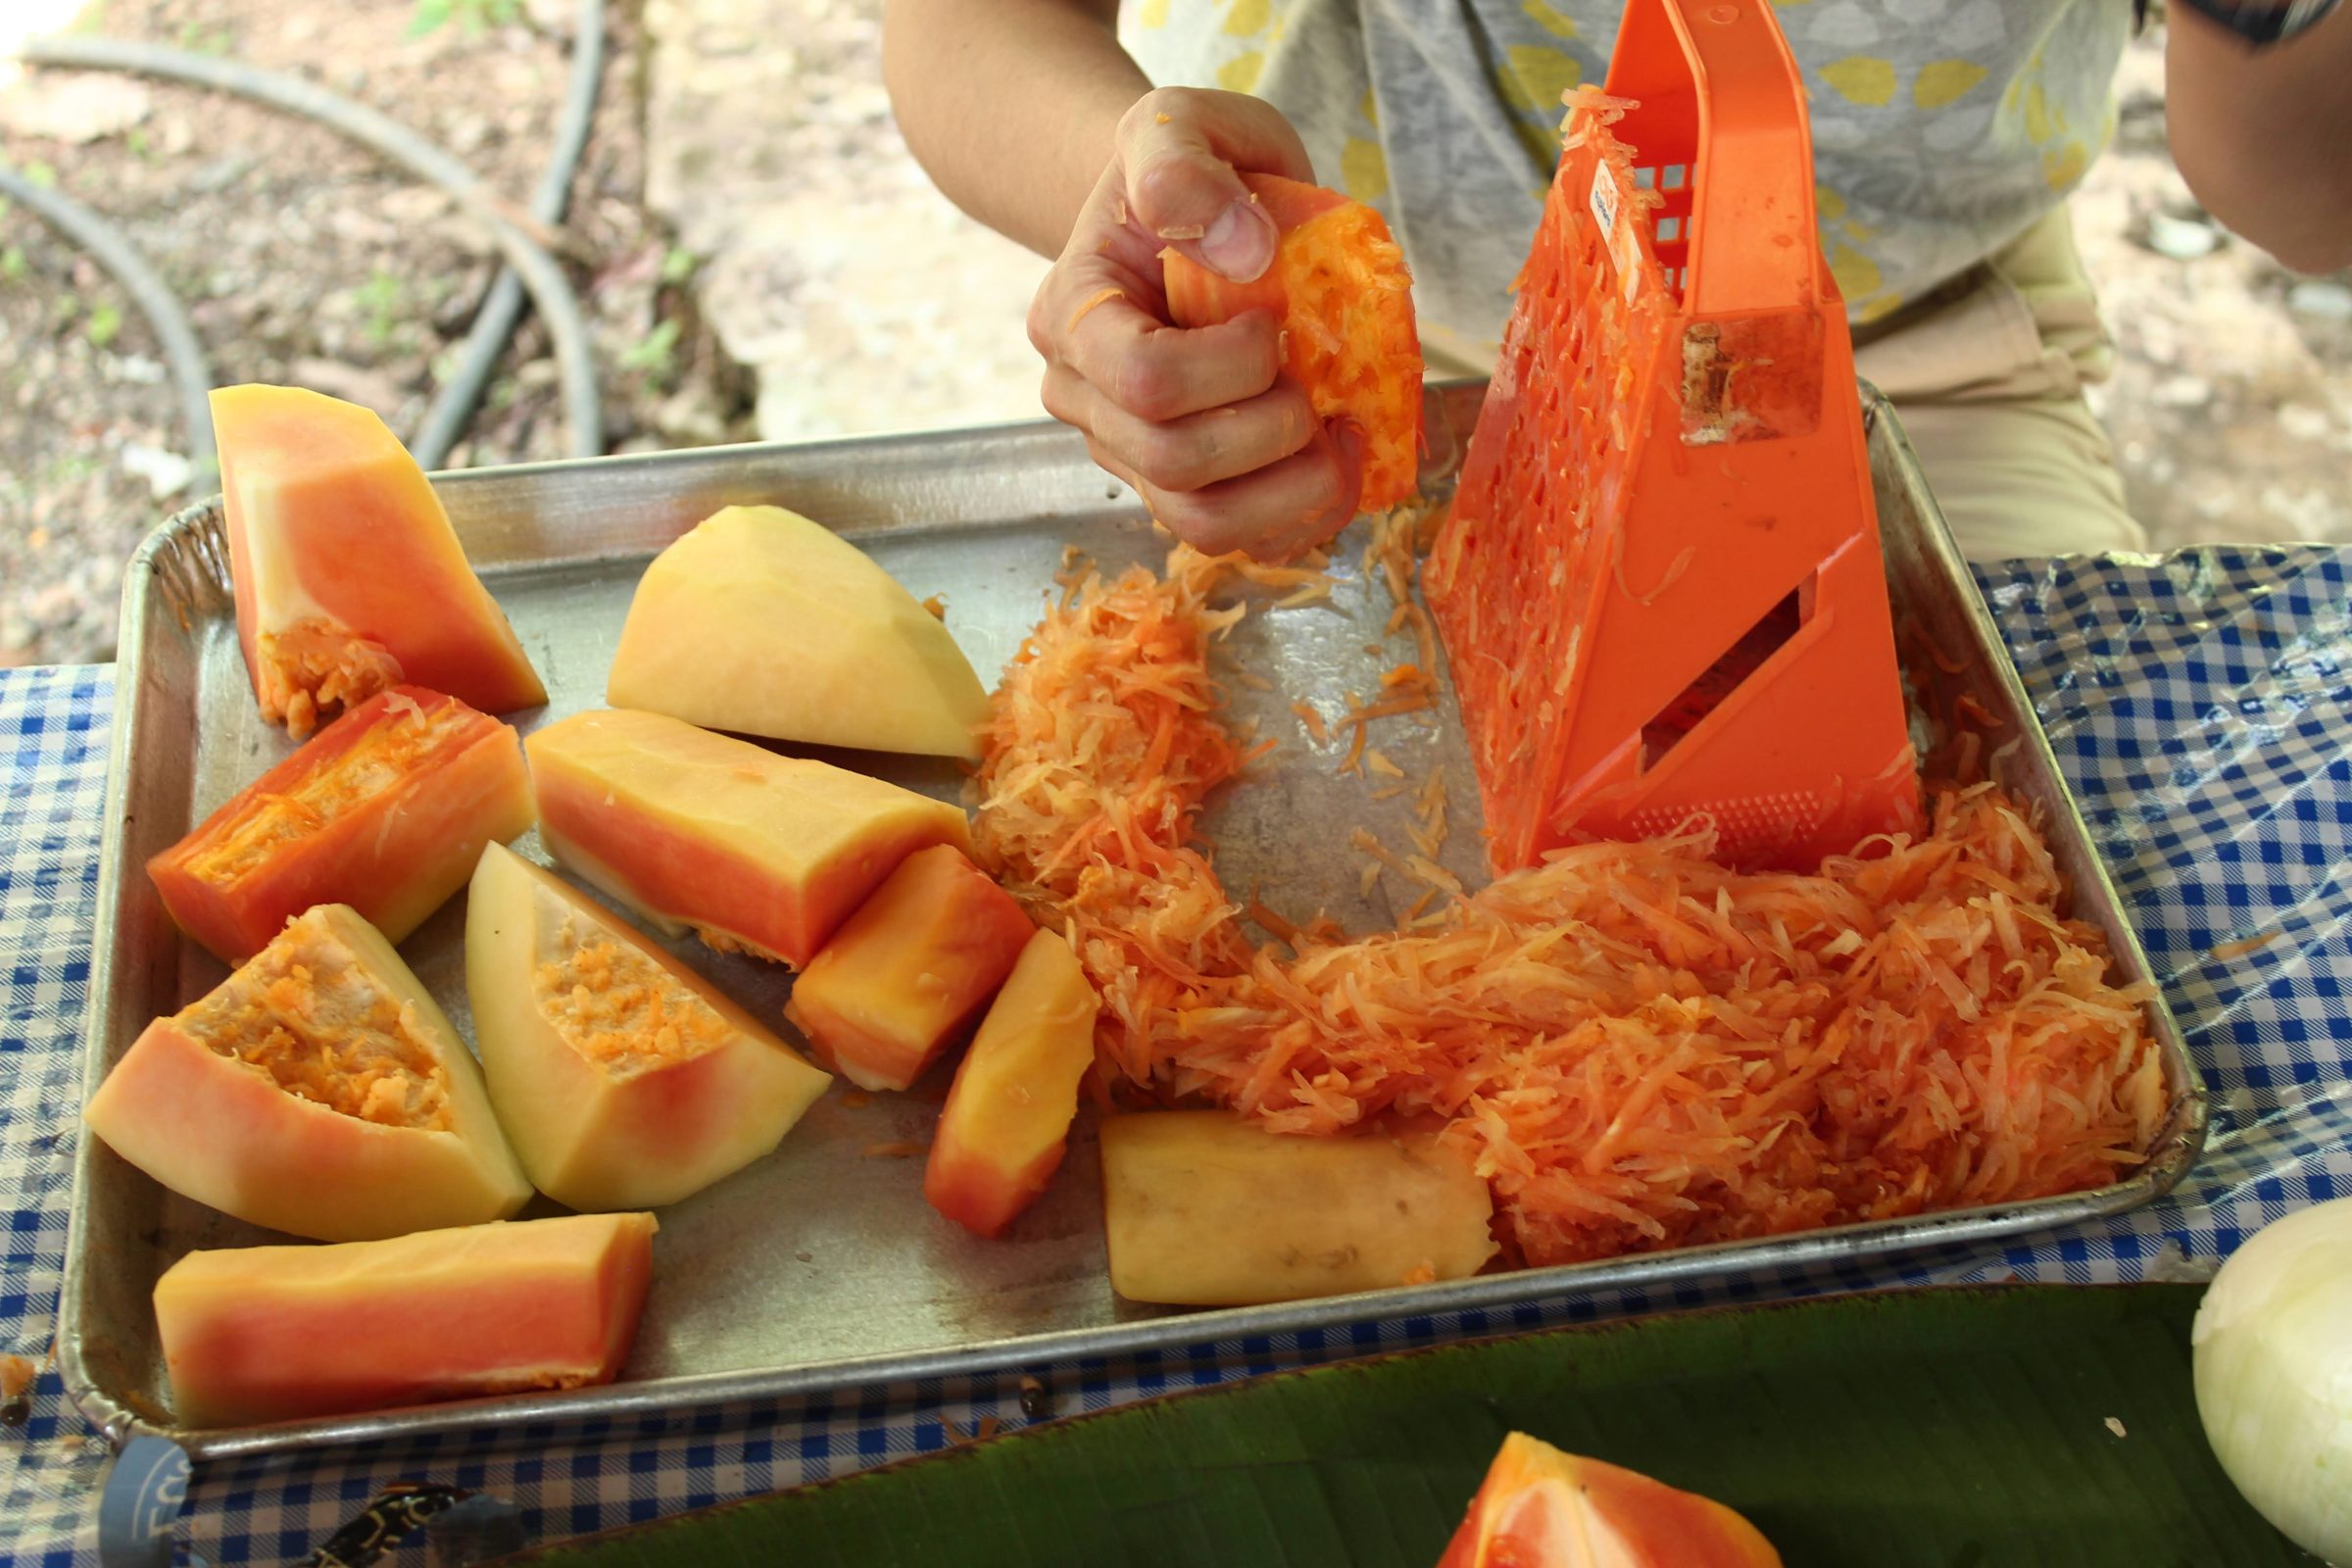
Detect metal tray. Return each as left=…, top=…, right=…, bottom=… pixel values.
left=62, top=381, right=2207, bottom=1460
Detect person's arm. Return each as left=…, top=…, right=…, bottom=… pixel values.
left=882, top=1, right=1364, bottom=559
left=882, top=0, right=1141, bottom=258
left=2166, top=2, right=2352, bottom=273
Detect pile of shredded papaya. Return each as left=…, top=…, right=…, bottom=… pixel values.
left=972, top=547, right=2168, bottom=1268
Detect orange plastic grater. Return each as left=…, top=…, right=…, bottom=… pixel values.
left=1427, top=0, right=1922, bottom=874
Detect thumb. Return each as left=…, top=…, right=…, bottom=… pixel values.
left=1118, top=105, right=1284, bottom=284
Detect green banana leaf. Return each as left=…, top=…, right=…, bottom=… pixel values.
left=501, top=1285, right=2315, bottom=1568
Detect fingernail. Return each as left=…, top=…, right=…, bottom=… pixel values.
left=1200, top=199, right=1278, bottom=283
left=1334, top=418, right=1366, bottom=468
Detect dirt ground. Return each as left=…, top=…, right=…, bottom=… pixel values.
left=0, top=0, right=746, bottom=665
left=2, top=2, right=2347, bottom=667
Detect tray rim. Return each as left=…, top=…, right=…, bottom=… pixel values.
left=59, top=385, right=2210, bottom=1462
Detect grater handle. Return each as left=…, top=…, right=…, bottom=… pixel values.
left=1605, top=0, right=1824, bottom=318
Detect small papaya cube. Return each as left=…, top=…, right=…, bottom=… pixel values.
left=1162, top=173, right=1423, bottom=511
left=1100, top=1111, right=1496, bottom=1306
left=147, top=685, right=534, bottom=965
left=212, top=383, right=547, bottom=738
left=783, top=844, right=1034, bottom=1092
left=1438, top=1433, right=1784, bottom=1568
left=924, top=928, right=1099, bottom=1238
left=156, top=1211, right=656, bottom=1428
left=466, top=843, right=832, bottom=1212
left=83, top=905, right=531, bottom=1243
left=608, top=505, right=989, bottom=760
left=527, top=708, right=973, bottom=968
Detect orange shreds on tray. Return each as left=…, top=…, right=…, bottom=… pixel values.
left=973, top=552, right=2166, bottom=1267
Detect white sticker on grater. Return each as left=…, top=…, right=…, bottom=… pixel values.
left=1589, top=163, right=1645, bottom=303
left=1588, top=161, right=1620, bottom=246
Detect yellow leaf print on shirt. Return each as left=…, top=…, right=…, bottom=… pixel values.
left=1220, top=50, right=1265, bottom=92
left=1855, top=291, right=1906, bottom=324
left=1138, top=0, right=1168, bottom=27
left=1820, top=57, right=1896, bottom=108
left=1913, top=59, right=1987, bottom=111
left=1815, top=185, right=1847, bottom=220
left=2042, top=141, right=2087, bottom=190
left=1225, top=0, right=1271, bottom=36
left=1343, top=137, right=1390, bottom=202
left=1361, top=87, right=1379, bottom=126
left=1828, top=240, right=1883, bottom=301
left=1523, top=0, right=1577, bottom=40
left=1499, top=44, right=1582, bottom=118
left=2023, top=82, right=2052, bottom=142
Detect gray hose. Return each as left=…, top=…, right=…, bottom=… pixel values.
left=0, top=163, right=217, bottom=472
left=24, top=33, right=603, bottom=460
left=412, top=0, right=607, bottom=469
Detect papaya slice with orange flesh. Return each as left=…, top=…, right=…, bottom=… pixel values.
left=923, top=928, right=1100, bottom=1238
left=212, top=384, right=546, bottom=738
left=783, top=844, right=1035, bottom=1093
left=83, top=904, right=532, bottom=1243
left=146, top=685, right=534, bottom=966
left=608, top=505, right=990, bottom=760
left=526, top=708, right=973, bottom=969
left=156, top=1212, right=656, bottom=1428
left=1438, top=1433, right=1784, bottom=1568
left=1162, top=173, right=1424, bottom=512
left=466, top=843, right=832, bottom=1212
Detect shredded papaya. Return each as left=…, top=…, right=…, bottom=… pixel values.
left=974, top=548, right=2167, bottom=1267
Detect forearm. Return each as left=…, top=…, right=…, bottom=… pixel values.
left=2166, top=2, right=2352, bottom=273
left=882, top=0, right=1151, bottom=258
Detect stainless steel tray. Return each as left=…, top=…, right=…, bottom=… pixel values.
left=63, top=381, right=2207, bottom=1460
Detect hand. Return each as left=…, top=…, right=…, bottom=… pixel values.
left=1027, top=86, right=1365, bottom=560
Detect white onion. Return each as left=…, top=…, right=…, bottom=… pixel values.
left=2192, top=1195, right=2352, bottom=1563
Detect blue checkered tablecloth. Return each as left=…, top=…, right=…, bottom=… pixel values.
left=3, top=547, right=2349, bottom=1566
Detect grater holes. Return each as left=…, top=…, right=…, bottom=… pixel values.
left=1626, top=791, right=1825, bottom=845
left=1662, top=164, right=1688, bottom=191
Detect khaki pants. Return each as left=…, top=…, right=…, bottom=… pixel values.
left=1854, top=205, right=2145, bottom=561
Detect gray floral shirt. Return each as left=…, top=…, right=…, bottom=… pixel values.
left=1124, top=0, right=2129, bottom=370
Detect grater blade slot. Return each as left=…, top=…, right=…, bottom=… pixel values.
left=1639, top=575, right=1811, bottom=770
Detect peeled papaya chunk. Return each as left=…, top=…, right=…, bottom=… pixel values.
left=157, top=1211, right=656, bottom=1428
left=527, top=707, right=973, bottom=968
left=1162, top=173, right=1424, bottom=511
left=213, top=384, right=547, bottom=738
left=924, top=928, right=1100, bottom=1238
left=783, top=843, right=1035, bottom=1093
left=1438, top=1433, right=1784, bottom=1568
left=1100, top=1111, right=1496, bottom=1306
left=147, top=685, right=534, bottom=965
left=466, top=843, right=832, bottom=1212
left=606, top=505, right=989, bottom=760
left=83, top=905, right=532, bottom=1243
